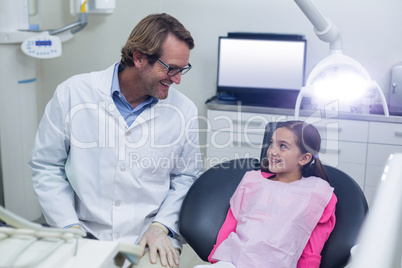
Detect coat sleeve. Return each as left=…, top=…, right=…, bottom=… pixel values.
left=153, top=102, right=203, bottom=237
left=28, top=85, right=79, bottom=228
left=297, top=193, right=337, bottom=268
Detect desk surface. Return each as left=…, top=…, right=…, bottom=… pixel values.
left=206, top=100, right=402, bottom=124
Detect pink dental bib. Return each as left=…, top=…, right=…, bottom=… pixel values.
left=212, top=170, right=334, bottom=268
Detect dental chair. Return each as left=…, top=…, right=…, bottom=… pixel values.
left=179, top=122, right=369, bottom=268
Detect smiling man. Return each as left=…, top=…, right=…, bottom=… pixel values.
left=29, top=13, right=203, bottom=268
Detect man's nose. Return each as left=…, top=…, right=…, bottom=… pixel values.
left=170, top=72, right=182, bottom=84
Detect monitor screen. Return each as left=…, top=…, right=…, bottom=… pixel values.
left=216, top=33, right=307, bottom=108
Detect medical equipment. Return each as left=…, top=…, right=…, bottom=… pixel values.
left=70, top=0, right=116, bottom=15
left=390, top=63, right=402, bottom=108
left=0, top=0, right=115, bottom=221
left=347, top=153, right=402, bottom=268
left=293, top=0, right=389, bottom=118
left=0, top=205, right=141, bottom=267
left=21, top=34, right=62, bottom=58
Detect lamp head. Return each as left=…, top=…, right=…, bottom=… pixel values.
left=304, top=51, right=374, bottom=112
left=292, top=0, right=389, bottom=118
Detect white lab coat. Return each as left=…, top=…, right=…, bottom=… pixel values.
left=29, top=63, right=203, bottom=249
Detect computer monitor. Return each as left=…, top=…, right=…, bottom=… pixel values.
left=216, top=33, right=307, bottom=108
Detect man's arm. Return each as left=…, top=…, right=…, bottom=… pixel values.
left=152, top=108, right=203, bottom=236
left=138, top=104, right=203, bottom=267
left=29, top=88, right=78, bottom=228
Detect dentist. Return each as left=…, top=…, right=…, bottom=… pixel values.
left=29, top=13, right=203, bottom=268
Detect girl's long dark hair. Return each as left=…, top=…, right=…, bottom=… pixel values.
left=261, top=120, right=328, bottom=181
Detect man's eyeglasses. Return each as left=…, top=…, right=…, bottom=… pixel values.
left=157, top=58, right=192, bottom=77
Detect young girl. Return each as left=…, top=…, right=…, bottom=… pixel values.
left=195, top=121, right=337, bottom=268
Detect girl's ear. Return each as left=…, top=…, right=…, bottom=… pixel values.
left=299, top=153, right=312, bottom=166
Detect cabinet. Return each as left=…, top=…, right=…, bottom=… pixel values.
left=365, top=122, right=402, bottom=204
left=206, top=104, right=402, bottom=207
left=206, top=109, right=286, bottom=168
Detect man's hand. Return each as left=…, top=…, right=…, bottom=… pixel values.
left=138, top=223, right=179, bottom=267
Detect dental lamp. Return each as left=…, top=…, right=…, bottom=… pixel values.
left=293, top=0, right=389, bottom=119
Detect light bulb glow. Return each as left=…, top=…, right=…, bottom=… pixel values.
left=311, top=68, right=368, bottom=103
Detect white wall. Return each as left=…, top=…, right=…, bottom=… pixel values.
left=37, top=0, right=402, bottom=150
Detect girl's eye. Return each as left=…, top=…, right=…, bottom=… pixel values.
left=280, top=144, right=287, bottom=149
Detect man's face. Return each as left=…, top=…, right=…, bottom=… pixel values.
left=140, top=33, right=191, bottom=100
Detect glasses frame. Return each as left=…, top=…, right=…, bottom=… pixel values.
left=157, top=58, right=192, bottom=77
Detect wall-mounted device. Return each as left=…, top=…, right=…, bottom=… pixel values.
left=0, top=0, right=115, bottom=222
left=216, top=32, right=307, bottom=108
left=70, top=0, right=116, bottom=15
left=390, top=64, right=402, bottom=108
left=21, top=33, right=62, bottom=58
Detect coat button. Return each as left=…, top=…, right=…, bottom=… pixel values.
left=114, top=200, right=121, bottom=207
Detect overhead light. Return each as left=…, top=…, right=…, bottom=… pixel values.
left=293, top=0, right=389, bottom=118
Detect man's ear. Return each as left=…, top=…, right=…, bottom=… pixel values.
left=299, top=153, right=313, bottom=166
left=132, top=51, right=148, bottom=68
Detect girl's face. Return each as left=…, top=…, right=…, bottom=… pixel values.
left=267, top=127, right=312, bottom=181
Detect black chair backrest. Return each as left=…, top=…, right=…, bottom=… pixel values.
left=179, top=158, right=259, bottom=261
left=320, top=165, right=368, bottom=268
left=179, top=121, right=368, bottom=268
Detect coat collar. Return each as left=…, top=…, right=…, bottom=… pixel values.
left=95, top=63, right=176, bottom=129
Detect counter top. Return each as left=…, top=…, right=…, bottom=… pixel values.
left=206, top=100, right=402, bottom=124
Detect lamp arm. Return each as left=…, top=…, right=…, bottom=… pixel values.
left=294, top=86, right=311, bottom=120
left=294, top=0, right=327, bottom=32
left=294, top=0, right=342, bottom=51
